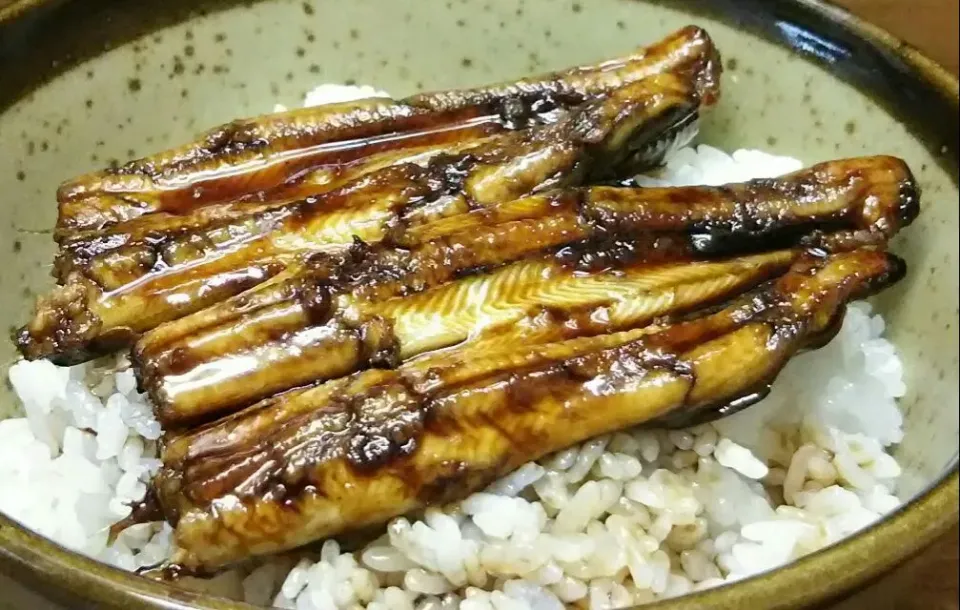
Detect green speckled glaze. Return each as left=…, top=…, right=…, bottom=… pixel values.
left=0, top=0, right=957, bottom=609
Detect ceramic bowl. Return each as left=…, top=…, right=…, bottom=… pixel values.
left=0, top=0, right=957, bottom=608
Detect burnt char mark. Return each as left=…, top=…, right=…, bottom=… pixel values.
left=897, top=165, right=922, bottom=227
left=421, top=367, right=573, bottom=463
left=166, top=118, right=272, bottom=173
left=22, top=333, right=126, bottom=368
left=688, top=221, right=849, bottom=257
left=356, top=316, right=402, bottom=369
left=177, top=345, right=585, bottom=504
left=413, top=347, right=683, bottom=497
left=299, top=239, right=416, bottom=302
left=555, top=236, right=635, bottom=270
left=555, top=233, right=688, bottom=271
left=253, top=379, right=426, bottom=499
left=302, top=235, right=378, bottom=283
left=110, top=117, right=266, bottom=178
left=172, top=356, right=551, bottom=508
left=452, top=263, right=497, bottom=280
left=344, top=391, right=423, bottom=474
left=14, top=280, right=114, bottom=365
left=149, top=73, right=689, bottom=254
left=379, top=385, right=523, bottom=504
left=582, top=156, right=918, bottom=258
left=75, top=115, right=510, bottom=227
left=864, top=252, right=907, bottom=292
left=424, top=154, right=476, bottom=199
left=170, top=364, right=426, bottom=506
left=57, top=232, right=133, bottom=274
left=148, top=345, right=194, bottom=377
left=346, top=234, right=376, bottom=264
left=62, top=154, right=417, bottom=264
left=496, top=91, right=575, bottom=131
left=299, top=281, right=334, bottom=325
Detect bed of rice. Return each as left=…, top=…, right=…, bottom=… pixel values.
left=0, top=85, right=906, bottom=610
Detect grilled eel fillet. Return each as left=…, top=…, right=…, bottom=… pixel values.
left=125, top=248, right=904, bottom=571
left=55, top=25, right=720, bottom=235
left=17, top=73, right=708, bottom=364
left=134, top=155, right=918, bottom=425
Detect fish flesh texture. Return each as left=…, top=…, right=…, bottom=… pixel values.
left=130, top=248, right=904, bottom=571
left=17, top=72, right=708, bottom=364
left=134, top=155, right=918, bottom=425
left=141, top=250, right=798, bottom=425
left=55, top=26, right=719, bottom=236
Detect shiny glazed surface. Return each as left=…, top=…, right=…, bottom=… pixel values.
left=0, top=0, right=956, bottom=609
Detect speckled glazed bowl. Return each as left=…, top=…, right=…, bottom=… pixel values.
left=0, top=0, right=957, bottom=608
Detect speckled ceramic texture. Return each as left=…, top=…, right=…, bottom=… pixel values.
left=0, top=0, right=957, bottom=609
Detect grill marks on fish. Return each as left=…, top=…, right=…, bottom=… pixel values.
left=142, top=248, right=903, bottom=571
left=19, top=73, right=708, bottom=365
left=132, top=155, right=919, bottom=425
left=55, top=26, right=721, bottom=236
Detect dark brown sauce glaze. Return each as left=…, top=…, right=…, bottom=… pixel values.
left=19, top=74, right=705, bottom=364
left=53, top=26, right=722, bottom=235
left=73, top=75, right=693, bottom=279
left=134, top=237, right=749, bottom=426
left=127, top=155, right=918, bottom=425
left=58, top=105, right=534, bottom=235
left=136, top=249, right=903, bottom=571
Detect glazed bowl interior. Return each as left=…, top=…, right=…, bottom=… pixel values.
left=0, top=0, right=957, bottom=608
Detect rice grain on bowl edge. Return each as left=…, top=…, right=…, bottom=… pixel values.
left=0, top=85, right=906, bottom=610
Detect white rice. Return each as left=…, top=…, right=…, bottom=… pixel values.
left=0, top=84, right=907, bottom=609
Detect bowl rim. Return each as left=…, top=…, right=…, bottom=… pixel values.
left=0, top=0, right=957, bottom=608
